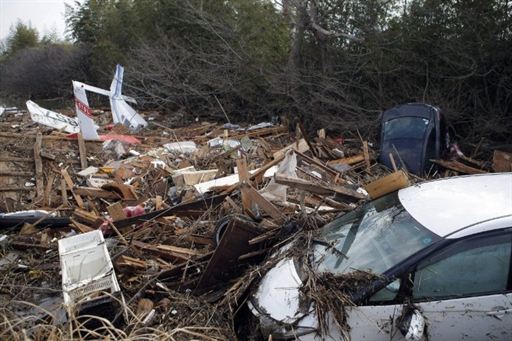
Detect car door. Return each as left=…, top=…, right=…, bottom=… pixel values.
left=409, top=231, right=512, bottom=341
left=344, top=230, right=511, bottom=341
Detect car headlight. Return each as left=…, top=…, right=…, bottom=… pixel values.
left=248, top=300, right=318, bottom=340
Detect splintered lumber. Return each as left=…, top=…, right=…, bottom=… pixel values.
left=69, top=217, right=95, bottom=233
left=107, top=202, right=128, bottom=221
left=295, top=117, right=317, bottom=157
left=274, top=173, right=367, bottom=201
left=117, top=255, right=148, bottom=269
left=10, top=241, right=55, bottom=251
left=273, top=138, right=310, bottom=159
left=131, top=240, right=191, bottom=262
left=156, top=244, right=203, bottom=256
left=34, top=132, right=44, bottom=198
left=74, top=186, right=123, bottom=199
left=431, top=159, right=487, bottom=174
left=237, top=157, right=251, bottom=212
left=363, top=141, right=371, bottom=172
left=326, top=155, right=365, bottom=166
left=365, top=169, right=410, bottom=199
left=43, top=171, right=56, bottom=207
left=189, top=234, right=214, bottom=246
left=295, top=151, right=347, bottom=184
left=240, top=181, right=286, bottom=225
left=112, top=194, right=227, bottom=229
left=492, top=150, right=512, bottom=172
left=77, top=133, right=87, bottom=169
left=101, top=183, right=139, bottom=200
left=180, top=169, right=218, bottom=185
left=61, top=168, right=85, bottom=208
left=73, top=208, right=100, bottom=225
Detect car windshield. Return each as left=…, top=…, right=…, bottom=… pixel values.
left=383, top=116, right=430, bottom=140
left=312, top=192, right=441, bottom=275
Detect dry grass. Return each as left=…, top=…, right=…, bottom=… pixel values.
left=0, top=289, right=237, bottom=341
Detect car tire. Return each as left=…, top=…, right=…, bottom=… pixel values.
left=213, top=214, right=254, bottom=247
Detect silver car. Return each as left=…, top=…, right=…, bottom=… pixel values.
left=248, top=173, right=512, bottom=340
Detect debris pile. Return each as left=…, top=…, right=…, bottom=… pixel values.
left=0, top=106, right=509, bottom=340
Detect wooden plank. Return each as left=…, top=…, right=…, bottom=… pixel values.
left=117, top=255, right=147, bottom=269
left=69, top=217, right=95, bottom=233
left=365, top=170, right=410, bottom=199
left=34, top=132, right=44, bottom=199
left=107, top=202, right=127, bottom=221
left=363, top=141, right=371, bottom=172
left=431, top=159, right=487, bottom=174
left=74, top=186, right=123, bottom=199
left=101, top=183, right=138, bottom=200
left=155, top=195, right=163, bottom=210
left=157, top=244, right=203, bottom=256
left=237, top=157, right=251, bottom=212
left=0, top=171, right=33, bottom=176
left=274, top=173, right=367, bottom=201
left=61, top=168, right=85, bottom=208
left=61, top=176, right=68, bottom=207
left=326, top=155, right=364, bottom=166
left=492, top=150, right=512, bottom=173
left=273, top=138, right=310, bottom=160
left=113, top=195, right=227, bottom=229
left=224, top=196, right=242, bottom=214
left=295, top=117, right=317, bottom=157
left=131, top=240, right=190, bottom=262
left=295, top=151, right=346, bottom=183
left=0, top=157, right=34, bottom=162
left=189, top=234, right=214, bottom=246
left=181, top=169, right=218, bottom=185
left=73, top=208, right=100, bottom=225
left=43, top=171, right=56, bottom=207
left=389, top=153, right=398, bottom=172
left=77, top=133, right=88, bottom=170
left=241, top=182, right=286, bottom=225
left=249, top=155, right=284, bottom=183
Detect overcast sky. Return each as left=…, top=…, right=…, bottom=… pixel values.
left=0, top=0, right=81, bottom=41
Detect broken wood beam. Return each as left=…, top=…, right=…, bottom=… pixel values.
left=61, top=168, right=85, bottom=208
left=34, top=132, right=44, bottom=199
left=131, top=240, right=190, bottom=263
left=326, top=155, right=364, bottom=166
left=295, top=151, right=347, bottom=184
left=274, top=173, right=367, bottom=201
left=364, top=170, right=410, bottom=199
left=240, top=181, right=286, bottom=225
left=431, top=159, right=487, bottom=174
left=492, top=150, right=512, bottom=173
left=74, top=187, right=124, bottom=199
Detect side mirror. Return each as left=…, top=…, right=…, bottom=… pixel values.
left=398, top=309, right=425, bottom=340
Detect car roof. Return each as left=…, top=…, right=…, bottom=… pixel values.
left=398, top=173, right=512, bottom=238
left=382, top=103, right=440, bottom=121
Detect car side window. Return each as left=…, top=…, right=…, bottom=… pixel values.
left=412, top=241, right=511, bottom=299
left=369, top=278, right=401, bottom=302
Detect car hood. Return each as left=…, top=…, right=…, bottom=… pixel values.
left=250, top=257, right=306, bottom=322
left=249, top=256, right=326, bottom=339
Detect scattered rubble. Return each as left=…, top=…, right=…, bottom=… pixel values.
left=0, top=106, right=509, bottom=340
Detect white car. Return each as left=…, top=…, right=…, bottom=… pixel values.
left=248, top=173, right=512, bottom=340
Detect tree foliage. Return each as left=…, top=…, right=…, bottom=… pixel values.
left=1, top=44, right=90, bottom=98
left=2, top=0, right=511, bottom=145
left=4, top=20, right=39, bottom=58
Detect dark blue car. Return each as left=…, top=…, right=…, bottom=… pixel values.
left=379, top=103, right=450, bottom=175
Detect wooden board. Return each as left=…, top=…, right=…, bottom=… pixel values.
left=365, top=170, right=410, bottom=199
left=492, top=150, right=512, bottom=173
